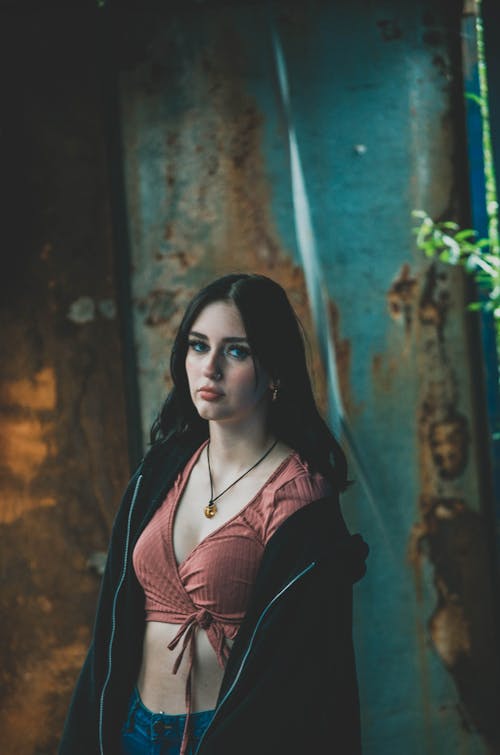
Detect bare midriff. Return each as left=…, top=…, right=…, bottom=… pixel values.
left=137, top=621, right=233, bottom=713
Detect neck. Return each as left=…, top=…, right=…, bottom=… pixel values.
left=207, top=421, right=275, bottom=471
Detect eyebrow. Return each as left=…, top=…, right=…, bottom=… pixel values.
left=189, top=331, right=249, bottom=343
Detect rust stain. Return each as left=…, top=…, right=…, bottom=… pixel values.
left=0, top=416, right=49, bottom=481
left=136, top=288, right=179, bottom=327
left=428, top=412, right=469, bottom=479
left=327, top=299, right=362, bottom=418
left=0, top=12, right=133, bottom=752
left=409, top=494, right=500, bottom=745
left=371, top=353, right=400, bottom=392
left=387, top=262, right=418, bottom=334
left=1, top=367, right=56, bottom=411
left=222, top=96, right=282, bottom=269
left=430, top=601, right=470, bottom=668
left=0, top=368, right=59, bottom=523
left=0, top=492, right=57, bottom=526
left=418, top=263, right=449, bottom=330
left=410, top=260, right=500, bottom=747
left=0, top=637, right=89, bottom=755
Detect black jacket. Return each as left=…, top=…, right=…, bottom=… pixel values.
left=59, top=435, right=368, bottom=755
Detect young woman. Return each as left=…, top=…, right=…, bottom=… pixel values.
left=59, top=272, right=368, bottom=755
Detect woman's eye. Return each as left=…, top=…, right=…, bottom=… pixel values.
left=188, top=340, right=208, bottom=353
left=225, top=344, right=251, bottom=360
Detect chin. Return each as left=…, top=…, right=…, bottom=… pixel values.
left=195, top=403, right=230, bottom=422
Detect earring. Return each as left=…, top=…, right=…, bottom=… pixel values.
left=271, top=383, right=279, bottom=402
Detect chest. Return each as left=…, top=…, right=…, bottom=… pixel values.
left=172, top=459, right=274, bottom=565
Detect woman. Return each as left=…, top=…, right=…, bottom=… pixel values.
left=59, top=272, right=368, bottom=755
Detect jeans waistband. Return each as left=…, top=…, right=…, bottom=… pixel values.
left=125, top=687, right=214, bottom=742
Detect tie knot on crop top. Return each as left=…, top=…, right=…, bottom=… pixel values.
left=195, top=608, right=212, bottom=630
left=133, top=441, right=331, bottom=754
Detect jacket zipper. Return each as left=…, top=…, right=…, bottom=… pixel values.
left=194, top=560, right=317, bottom=754
left=98, top=473, right=143, bottom=755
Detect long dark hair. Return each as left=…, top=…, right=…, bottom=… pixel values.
left=150, top=272, right=350, bottom=491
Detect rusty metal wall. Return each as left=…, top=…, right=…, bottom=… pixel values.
left=115, top=1, right=500, bottom=754
left=0, top=9, right=130, bottom=755
left=1, top=1, right=499, bottom=754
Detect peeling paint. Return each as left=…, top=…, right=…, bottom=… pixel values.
left=428, top=412, right=469, bottom=479
left=86, top=550, right=107, bottom=576
left=67, top=296, right=117, bottom=324
left=67, top=296, right=96, bottom=324
left=353, top=143, right=367, bottom=155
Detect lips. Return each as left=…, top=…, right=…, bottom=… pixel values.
left=198, top=386, right=224, bottom=400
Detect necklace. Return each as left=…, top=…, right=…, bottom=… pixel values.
left=204, top=439, right=279, bottom=519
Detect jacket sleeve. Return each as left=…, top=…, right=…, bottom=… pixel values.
left=202, top=495, right=368, bottom=755
left=58, top=466, right=143, bottom=755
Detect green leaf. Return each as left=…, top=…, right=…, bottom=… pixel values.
left=455, top=229, right=477, bottom=242
left=465, top=92, right=483, bottom=106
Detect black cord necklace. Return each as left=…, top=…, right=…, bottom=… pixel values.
left=204, top=439, right=279, bottom=519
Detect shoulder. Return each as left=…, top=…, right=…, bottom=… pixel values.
left=255, top=453, right=333, bottom=542
left=272, top=452, right=333, bottom=504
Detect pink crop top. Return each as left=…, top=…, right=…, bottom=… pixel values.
left=132, top=441, right=330, bottom=752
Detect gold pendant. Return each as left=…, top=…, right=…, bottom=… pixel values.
left=204, top=502, right=217, bottom=519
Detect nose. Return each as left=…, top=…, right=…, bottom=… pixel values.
left=202, top=350, right=222, bottom=380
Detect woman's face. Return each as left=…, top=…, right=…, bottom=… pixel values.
left=185, top=300, right=272, bottom=427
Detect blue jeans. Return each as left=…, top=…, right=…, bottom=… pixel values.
left=120, top=687, right=214, bottom=755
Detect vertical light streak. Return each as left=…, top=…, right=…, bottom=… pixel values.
left=272, top=28, right=394, bottom=556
